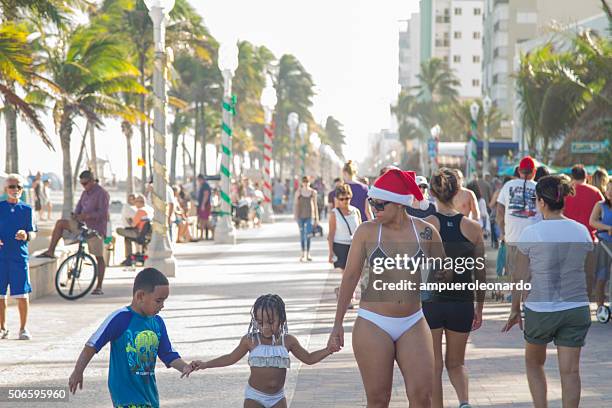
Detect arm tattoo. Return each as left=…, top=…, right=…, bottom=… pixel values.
left=419, top=227, right=433, bottom=241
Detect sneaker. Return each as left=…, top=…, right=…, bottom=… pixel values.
left=18, top=329, right=31, bottom=340
left=0, top=328, right=8, bottom=339
left=306, top=255, right=313, bottom=262
left=459, top=403, right=473, bottom=408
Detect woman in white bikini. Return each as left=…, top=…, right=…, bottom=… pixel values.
left=328, top=168, right=447, bottom=407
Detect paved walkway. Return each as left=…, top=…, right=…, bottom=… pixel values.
left=1, top=216, right=611, bottom=407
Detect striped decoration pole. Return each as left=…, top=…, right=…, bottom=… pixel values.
left=466, top=102, right=480, bottom=181
left=215, top=42, right=239, bottom=244
left=260, top=81, right=277, bottom=223
left=262, top=122, right=274, bottom=222
left=144, top=2, right=176, bottom=277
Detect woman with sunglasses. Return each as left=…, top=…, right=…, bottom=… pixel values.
left=328, top=169, right=447, bottom=407
left=423, top=168, right=486, bottom=408
left=328, top=184, right=362, bottom=306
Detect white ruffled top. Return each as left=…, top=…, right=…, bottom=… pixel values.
left=248, top=334, right=291, bottom=369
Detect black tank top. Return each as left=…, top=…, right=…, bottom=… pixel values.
left=431, top=213, right=475, bottom=302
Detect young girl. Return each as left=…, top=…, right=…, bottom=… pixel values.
left=184, top=294, right=337, bottom=407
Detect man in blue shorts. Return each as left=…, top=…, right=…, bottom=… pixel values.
left=0, top=174, right=36, bottom=340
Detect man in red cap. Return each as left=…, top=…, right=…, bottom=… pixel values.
left=497, top=156, right=540, bottom=278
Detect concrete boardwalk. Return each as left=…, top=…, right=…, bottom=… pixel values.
left=1, top=217, right=611, bottom=407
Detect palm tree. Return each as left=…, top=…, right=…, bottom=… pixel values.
left=96, top=0, right=213, bottom=191
left=0, top=23, right=52, bottom=172
left=451, top=99, right=505, bottom=142
left=0, top=0, right=90, bottom=172
left=415, top=58, right=460, bottom=103
left=272, top=54, right=316, bottom=178
left=391, top=91, right=421, bottom=143
left=37, top=24, right=145, bottom=216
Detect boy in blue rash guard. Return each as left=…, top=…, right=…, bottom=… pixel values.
left=69, top=268, right=192, bottom=407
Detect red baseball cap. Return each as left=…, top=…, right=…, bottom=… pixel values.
left=518, top=156, right=536, bottom=172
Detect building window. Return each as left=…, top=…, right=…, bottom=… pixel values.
left=473, top=31, right=481, bottom=39
left=474, top=8, right=481, bottom=16
left=472, top=79, right=480, bottom=87
left=443, top=56, right=449, bottom=63
left=516, top=11, right=537, bottom=24
left=454, top=7, right=462, bottom=15
left=453, top=55, right=461, bottom=63
left=493, top=74, right=499, bottom=84
left=454, top=31, right=462, bottom=39
left=473, top=55, right=481, bottom=63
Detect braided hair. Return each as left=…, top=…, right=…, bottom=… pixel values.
left=247, top=294, right=288, bottom=345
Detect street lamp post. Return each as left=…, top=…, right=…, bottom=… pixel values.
left=310, top=132, right=321, bottom=177
left=298, top=122, right=308, bottom=177
left=144, top=0, right=176, bottom=277
left=467, top=102, right=480, bottom=181
left=260, top=78, right=277, bottom=223
left=482, top=96, right=492, bottom=176
left=287, top=112, right=299, bottom=206
left=215, top=41, right=239, bottom=245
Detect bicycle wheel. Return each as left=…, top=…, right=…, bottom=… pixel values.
left=55, top=252, right=98, bottom=300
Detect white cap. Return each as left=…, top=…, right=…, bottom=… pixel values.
left=415, top=176, right=428, bottom=187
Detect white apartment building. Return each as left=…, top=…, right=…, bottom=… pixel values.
left=420, top=0, right=484, bottom=99
left=398, top=13, right=421, bottom=91
left=482, top=0, right=604, bottom=138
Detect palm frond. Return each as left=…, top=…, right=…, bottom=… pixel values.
left=0, top=82, right=53, bottom=149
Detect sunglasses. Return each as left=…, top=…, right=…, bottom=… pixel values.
left=8, top=184, right=23, bottom=190
left=368, top=198, right=392, bottom=211
left=80, top=179, right=92, bottom=186
left=337, top=197, right=350, bottom=202
left=419, top=185, right=428, bottom=189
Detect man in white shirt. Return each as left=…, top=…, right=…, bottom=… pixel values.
left=497, top=156, right=540, bottom=278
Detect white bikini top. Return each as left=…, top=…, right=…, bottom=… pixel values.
left=248, top=334, right=291, bottom=369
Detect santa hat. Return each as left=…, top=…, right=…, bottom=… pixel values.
left=368, top=169, right=424, bottom=206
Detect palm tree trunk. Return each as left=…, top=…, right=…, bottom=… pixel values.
left=5, top=105, right=18, bottom=173
left=121, top=121, right=135, bottom=197
left=192, top=101, right=198, bottom=190
left=89, top=121, right=98, bottom=177
left=73, top=125, right=89, bottom=191
left=60, top=116, right=74, bottom=218
left=4, top=110, right=12, bottom=173
left=139, top=54, right=147, bottom=192
left=199, top=103, right=207, bottom=176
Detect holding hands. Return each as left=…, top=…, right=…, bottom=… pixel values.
left=181, top=360, right=206, bottom=378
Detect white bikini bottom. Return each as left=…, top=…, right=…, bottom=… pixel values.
left=244, top=384, right=285, bottom=408
left=357, top=308, right=424, bottom=342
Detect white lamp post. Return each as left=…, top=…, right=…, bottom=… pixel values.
left=287, top=112, right=299, bottom=205
left=467, top=102, right=480, bottom=181
left=144, top=0, right=176, bottom=277
left=215, top=40, right=239, bottom=245
left=482, top=96, right=492, bottom=176
left=260, top=78, right=277, bottom=223
left=310, top=132, right=321, bottom=177
left=298, top=122, right=308, bottom=177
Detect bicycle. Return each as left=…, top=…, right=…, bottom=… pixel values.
left=54, top=226, right=99, bottom=300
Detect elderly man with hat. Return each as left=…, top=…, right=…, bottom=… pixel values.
left=0, top=174, right=37, bottom=340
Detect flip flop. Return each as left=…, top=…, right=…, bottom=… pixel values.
left=36, top=252, right=56, bottom=259
left=91, top=288, right=104, bottom=295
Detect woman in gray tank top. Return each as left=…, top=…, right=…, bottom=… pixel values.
left=293, top=176, right=319, bottom=262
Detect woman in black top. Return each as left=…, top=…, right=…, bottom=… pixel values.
left=424, top=168, right=486, bottom=408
